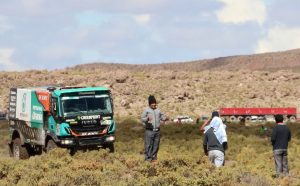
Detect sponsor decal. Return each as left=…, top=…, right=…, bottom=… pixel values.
left=22, top=93, right=27, bottom=112
left=75, top=115, right=101, bottom=126
left=80, top=131, right=99, bottom=136
left=32, top=112, right=43, bottom=121
left=77, top=115, right=101, bottom=120
left=81, top=120, right=97, bottom=125
left=20, top=112, right=28, bottom=117
left=36, top=91, right=51, bottom=111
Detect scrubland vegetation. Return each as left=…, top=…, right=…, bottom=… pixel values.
left=1, top=44, right=300, bottom=186
left=0, top=119, right=300, bottom=186
left=1, top=68, right=300, bottom=119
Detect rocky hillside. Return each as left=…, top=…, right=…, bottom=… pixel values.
left=0, top=49, right=300, bottom=119
left=73, top=48, right=300, bottom=72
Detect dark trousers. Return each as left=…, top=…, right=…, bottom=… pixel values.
left=144, top=130, right=160, bottom=161
left=273, top=149, right=289, bottom=177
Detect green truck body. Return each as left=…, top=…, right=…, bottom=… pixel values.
left=8, top=86, right=116, bottom=159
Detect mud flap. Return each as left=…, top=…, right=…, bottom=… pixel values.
left=8, top=142, right=13, bottom=157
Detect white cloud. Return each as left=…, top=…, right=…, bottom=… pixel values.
left=132, top=14, right=151, bottom=25
left=255, top=25, right=300, bottom=53
left=21, top=0, right=44, bottom=16
left=0, top=15, right=14, bottom=34
left=0, top=48, right=22, bottom=71
left=216, top=0, right=266, bottom=25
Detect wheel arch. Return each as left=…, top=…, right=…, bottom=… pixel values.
left=11, top=129, right=25, bottom=145
left=45, top=132, right=59, bottom=146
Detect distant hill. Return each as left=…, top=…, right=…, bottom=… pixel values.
left=72, top=48, right=300, bottom=72
left=1, top=48, right=300, bottom=117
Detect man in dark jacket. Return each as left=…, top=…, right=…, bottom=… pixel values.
left=141, top=95, right=167, bottom=164
left=271, top=114, right=291, bottom=177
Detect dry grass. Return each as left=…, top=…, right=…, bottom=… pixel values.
left=0, top=120, right=300, bottom=185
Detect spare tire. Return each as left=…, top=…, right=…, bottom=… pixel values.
left=229, top=116, right=237, bottom=122
left=238, top=116, right=244, bottom=121
left=283, top=115, right=289, bottom=122
left=289, top=116, right=296, bottom=123
left=220, top=117, right=226, bottom=122
left=245, top=116, right=251, bottom=121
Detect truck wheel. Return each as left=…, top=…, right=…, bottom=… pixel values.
left=245, top=116, right=251, bottom=121
left=12, top=138, right=29, bottom=159
left=70, top=147, right=77, bottom=156
left=238, top=116, right=244, bottom=121
left=220, top=117, right=226, bottom=122
left=105, top=143, right=115, bottom=153
left=289, top=116, right=296, bottom=123
left=46, top=139, right=57, bottom=153
left=229, top=116, right=237, bottom=122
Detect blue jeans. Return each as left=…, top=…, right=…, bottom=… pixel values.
left=273, top=149, right=289, bottom=177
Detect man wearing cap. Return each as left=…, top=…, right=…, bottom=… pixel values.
left=141, top=95, right=167, bottom=164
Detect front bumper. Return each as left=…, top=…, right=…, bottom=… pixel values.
left=58, top=135, right=115, bottom=148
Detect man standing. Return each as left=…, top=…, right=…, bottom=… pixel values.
left=202, top=111, right=228, bottom=167
left=141, top=95, right=167, bottom=164
left=271, top=114, right=291, bottom=177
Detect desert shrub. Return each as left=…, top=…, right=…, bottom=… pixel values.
left=0, top=119, right=300, bottom=185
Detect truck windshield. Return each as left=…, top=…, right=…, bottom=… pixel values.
left=61, top=95, right=112, bottom=116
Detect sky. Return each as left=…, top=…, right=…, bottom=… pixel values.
left=0, top=0, right=300, bottom=71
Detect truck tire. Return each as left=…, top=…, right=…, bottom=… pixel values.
left=283, top=115, right=288, bottom=122
left=289, top=116, right=296, bottom=123
left=229, top=116, right=237, bottom=122
left=245, top=116, right=251, bottom=121
left=238, top=116, right=244, bottom=121
left=70, top=147, right=77, bottom=156
left=12, top=138, right=30, bottom=159
left=220, top=117, right=225, bottom=122
left=105, top=143, right=115, bottom=153
left=46, top=139, right=57, bottom=153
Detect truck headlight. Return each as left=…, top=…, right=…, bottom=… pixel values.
left=105, top=136, right=115, bottom=142
left=61, top=139, right=74, bottom=145
left=101, top=119, right=112, bottom=125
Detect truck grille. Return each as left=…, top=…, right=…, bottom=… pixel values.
left=70, top=125, right=107, bottom=133
left=78, top=137, right=103, bottom=146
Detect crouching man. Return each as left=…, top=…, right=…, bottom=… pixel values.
left=203, top=111, right=228, bottom=167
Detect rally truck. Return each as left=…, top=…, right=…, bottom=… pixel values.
left=8, top=86, right=116, bottom=159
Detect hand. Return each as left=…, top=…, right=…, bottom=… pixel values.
left=204, top=118, right=211, bottom=125
left=200, top=119, right=210, bottom=132
left=148, top=116, right=152, bottom=121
